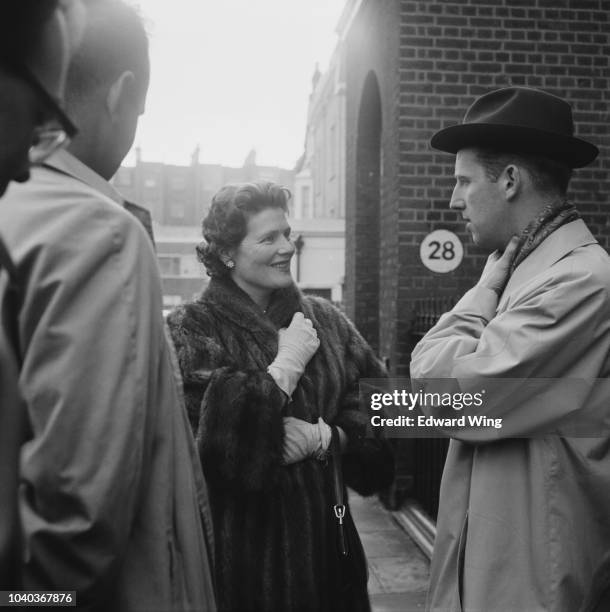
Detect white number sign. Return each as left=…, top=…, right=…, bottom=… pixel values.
left=420, top=230, right=463, bottom=273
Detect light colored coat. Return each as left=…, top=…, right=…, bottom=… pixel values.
left=410, top=220, right=610, bottom=612
left=0, top=151, right=216, bottom=611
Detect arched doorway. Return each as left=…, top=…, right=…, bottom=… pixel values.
left=353, top=70, right=382, bottom=353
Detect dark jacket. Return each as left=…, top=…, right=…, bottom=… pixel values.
left=168, top=277, right=394, bottom=612
left=0, top=237, right=21, bottom=589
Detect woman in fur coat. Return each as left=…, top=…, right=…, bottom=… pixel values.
left=167, top=181, right=394, bottom=612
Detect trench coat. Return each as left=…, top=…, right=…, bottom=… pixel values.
left=0, top=150, right=216, bottom=611
left=410, top=220, right=610, bottom=612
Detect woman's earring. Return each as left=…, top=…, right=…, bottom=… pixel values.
left=225, top=260, right=235, bottom=269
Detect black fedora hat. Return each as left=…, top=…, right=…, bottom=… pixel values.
left=430, top=87, right=598, bottom=168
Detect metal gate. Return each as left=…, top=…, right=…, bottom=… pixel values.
left=409, top=296, right=456, bottom=519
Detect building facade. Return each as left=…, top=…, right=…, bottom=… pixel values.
left=294, top=55, right=347, bottom=221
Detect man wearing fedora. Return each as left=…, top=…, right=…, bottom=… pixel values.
left=410, top=87, right=610, bottom=611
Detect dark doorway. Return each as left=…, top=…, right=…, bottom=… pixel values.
left=353, top=71, right=382, bottom=352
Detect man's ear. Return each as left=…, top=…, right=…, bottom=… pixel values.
left=502, top=164, right=522, bottom=201
left=106, top=70, right=136, bottom=121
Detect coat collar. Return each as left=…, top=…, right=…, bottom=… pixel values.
left=501, top=219, right=599, bottom=300
left=200, top=276, right=304, bottom=333
left=43, top=149, right=125, bottom=207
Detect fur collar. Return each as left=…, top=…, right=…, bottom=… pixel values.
left=199, top=277, right=305, bottom=333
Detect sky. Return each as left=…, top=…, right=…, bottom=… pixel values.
left=126, top=0, right=347, bottom=169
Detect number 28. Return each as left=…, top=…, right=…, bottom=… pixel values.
left=428, top=240, right=455, bottom=260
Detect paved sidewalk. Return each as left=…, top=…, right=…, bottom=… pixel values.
left=350, top=492, right=429, bottom=612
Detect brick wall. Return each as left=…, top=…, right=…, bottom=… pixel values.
left=346, top=0, right=610, bottom=375
left=345, top=0, right=403, bottom=366
left=344, top=0, right=610, bottom=513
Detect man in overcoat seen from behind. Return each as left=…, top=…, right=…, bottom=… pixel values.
left=0, top=1, right=216, bottom=609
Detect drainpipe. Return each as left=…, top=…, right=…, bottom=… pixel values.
left=294, top=234, right=304, bottom=283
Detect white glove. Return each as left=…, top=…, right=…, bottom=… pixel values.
left=282, top=417, right=332, bottom=464
left=267, top=312, right=319, bottom=397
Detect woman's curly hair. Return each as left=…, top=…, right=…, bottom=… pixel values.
left=196, top=180, right=291, bottom=278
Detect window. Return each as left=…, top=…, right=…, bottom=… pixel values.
left=329, top=124, right=336, bottom=178
left=163, top=294, right=181, bottom=308
left=170, top=202, right=185, bottom=219
left=314, top=128, right=322, bottom=195
left=180, top=255, right=201, bottom=278
left=158, top=256, right=181, bottom=276
left=171, top=174, right=186, bottom=189
left=301, top=186, right=311, bottom=218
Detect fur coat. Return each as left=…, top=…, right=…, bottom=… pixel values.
left=168, top=277, right=394, bottom=612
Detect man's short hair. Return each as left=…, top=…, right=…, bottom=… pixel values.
left=65, top=0, right=149, bottom=106
left=0, top=0, right=59, bottom=65
left=473, top=148, right=573, bottom=196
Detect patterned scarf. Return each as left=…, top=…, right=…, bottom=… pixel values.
left=510, top=200, right=580, bottom=274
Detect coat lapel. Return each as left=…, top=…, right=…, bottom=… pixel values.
left=499, top=219, right=598, bottom=312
